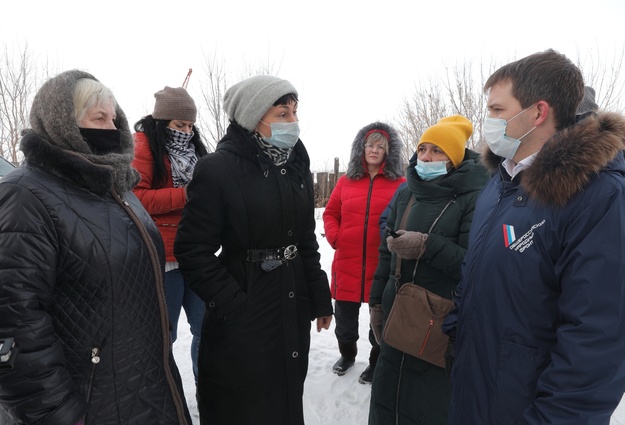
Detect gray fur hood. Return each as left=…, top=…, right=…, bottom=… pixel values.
left=482, top=111, right=625, bottom=207
left=21, top=69, right=138, bottom=193
left=346, top=121, right=404, bottom=180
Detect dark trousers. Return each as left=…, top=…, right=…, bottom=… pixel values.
left=334, top=300, right=379, bottom=349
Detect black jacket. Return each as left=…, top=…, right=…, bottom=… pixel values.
left=175, top=122, right=333, bottom=425
left=0, top=69, right=191, bottom=425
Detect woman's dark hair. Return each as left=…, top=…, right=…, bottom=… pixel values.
left=274, top=93, right=298, bottom=106
left=134, top=115, right=208, bottom=188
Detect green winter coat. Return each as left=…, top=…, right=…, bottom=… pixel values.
left=369, top=148, right=489, bottom=425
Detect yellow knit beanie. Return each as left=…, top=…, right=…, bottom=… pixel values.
left=418, top=115, right=472, bottom=168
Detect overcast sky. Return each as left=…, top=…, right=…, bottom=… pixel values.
left=3, top=0, right=625, bottom=170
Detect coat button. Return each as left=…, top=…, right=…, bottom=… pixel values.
left=288, top=230, right=293, bottom=236
left=292, top=351, right=299, bottom=358
left=289, top=291, right=295, bottom=298
left=517, top=196, right=523, bottom=201
left=208, top=301, right=215, bottom=309
left=281, top=169, right=287, bottom=175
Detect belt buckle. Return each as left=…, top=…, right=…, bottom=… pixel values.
left=283, top=245, right=297, bottom=260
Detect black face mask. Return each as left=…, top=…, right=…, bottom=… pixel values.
left=79, top=128, right=122, bottom=154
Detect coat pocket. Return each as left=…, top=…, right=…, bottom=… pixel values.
left=492, top=339, right=550, bottom=421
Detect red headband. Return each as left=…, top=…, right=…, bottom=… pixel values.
left=365, top=129, right=389, bottom=140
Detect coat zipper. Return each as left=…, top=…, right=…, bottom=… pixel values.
left=112, top=190, right=189, bottom=425
left=418, top=319, right=435, bottom=356
left=395, top=352, right=405, bottom=425
left=453, top=179, right=512, bottom=416
left=361, top=176, right=376, bottom=302
left=84, top=347, right=100, bottom=404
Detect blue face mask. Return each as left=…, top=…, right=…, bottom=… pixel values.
left=260, top=121, right=300, bottom=149
left=415, top=159, right=449, bottom=181
left=483, top=105, right=536, bottom=160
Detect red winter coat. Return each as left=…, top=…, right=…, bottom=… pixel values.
left=324, top=171, right=405, bottom=303
left=323, top=121, right=405, bottom=303
left=132, top=132, right=187, bottom=262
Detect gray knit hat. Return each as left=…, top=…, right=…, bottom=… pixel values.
left=152, top=86, right=197, bottom=122
left=576, top=86, right=598, bottom=116
left=223, top=75, right=298, bottom=132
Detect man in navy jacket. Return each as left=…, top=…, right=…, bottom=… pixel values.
left=443, top=49, right=625, bottom=425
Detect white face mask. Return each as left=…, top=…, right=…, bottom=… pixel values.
left=483, top=105, right=536, bottom=160
left=260, top=120, right=300, bottom=149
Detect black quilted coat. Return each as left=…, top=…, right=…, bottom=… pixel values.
left=175, top=122, right=333, bottom=425
left=0, top=70, right=191, bottom=425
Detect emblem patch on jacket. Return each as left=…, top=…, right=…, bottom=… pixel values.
left=503, top=224, right=516, bottom=247
left=503, top=220, right=545, bottom=252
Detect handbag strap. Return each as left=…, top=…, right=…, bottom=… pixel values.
left=393, top=194, right=456, bottom=284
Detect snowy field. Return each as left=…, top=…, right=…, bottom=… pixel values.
left=172, top=208, right=625, bottom=424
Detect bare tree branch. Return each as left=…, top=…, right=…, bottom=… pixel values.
left=0, top=43, right=51, bottom=164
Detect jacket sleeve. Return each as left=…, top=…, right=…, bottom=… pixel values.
left=132, top=134, right=186, bottom=215
left=379, top=181, right=405, bottom=240
left=370, top=196, right=398, bottom=307
left=441, top=271, right=464, bottom=338
left=0, top=183, right=87, bottom=424
left=322, top=176, right=344, bottom=249
left=524, top=186, right=625, bottom=424
left=174, top=156, right=246, bottom=321
left=421, top=192, right=479, bottom=282
left=299, top=174, right=333, bottom=320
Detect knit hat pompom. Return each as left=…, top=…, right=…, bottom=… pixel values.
left=152, top=86, right=197, bottom=122
left=418, top=115, right=472, bottom=168
left=223, top=75, right=298, bottom=132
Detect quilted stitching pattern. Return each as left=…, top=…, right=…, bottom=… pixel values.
left=0, top=166, right=188, bottom=424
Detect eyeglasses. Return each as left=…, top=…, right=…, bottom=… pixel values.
left=364, top=143, right=385, bottom=152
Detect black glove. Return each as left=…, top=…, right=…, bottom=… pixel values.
left=445, top=336, right=455, bottom=378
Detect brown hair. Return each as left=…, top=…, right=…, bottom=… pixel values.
left=484, top=49, right=584, bottom=130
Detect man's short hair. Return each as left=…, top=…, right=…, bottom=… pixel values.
left=484, top=49, right=584, bottom=130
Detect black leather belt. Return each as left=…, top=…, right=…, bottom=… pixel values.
left=246, top=245, right=298, bottom=271
left=246, top=245, right=298, bottom=262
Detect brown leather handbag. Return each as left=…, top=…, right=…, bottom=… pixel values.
left=382, top=195, right=455, bottom=368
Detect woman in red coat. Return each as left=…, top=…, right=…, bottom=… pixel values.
left=323, top=122, right=405, bottom=383
left=132, top=86, right=208, bottom=383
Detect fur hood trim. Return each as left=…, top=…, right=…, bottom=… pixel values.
left=482, top=111, right=625, bottom=207
left=346, top=121, right=403, bottom=180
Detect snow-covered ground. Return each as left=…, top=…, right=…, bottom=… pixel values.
left=172, top=208, right=625, bottom=424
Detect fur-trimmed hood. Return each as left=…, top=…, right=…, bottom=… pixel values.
left=21, top=69, right=138, bottom=194
left=482, top=111, right=625, bottom=207
left=346, top=121, right=404, bottom=180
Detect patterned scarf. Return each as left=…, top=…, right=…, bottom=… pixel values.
left=253, top=132, right=292, bottom=166
left=166, top=128, right=197, bottom=187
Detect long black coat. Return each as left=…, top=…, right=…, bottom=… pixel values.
left=0, top=134, right=191, bottom=425
left=175, top=123, right=333, bottom=425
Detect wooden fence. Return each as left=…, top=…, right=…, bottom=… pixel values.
left=313, top=157, right=343, bottom=208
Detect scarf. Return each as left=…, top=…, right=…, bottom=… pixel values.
left=253, top=131, right=292, bottom=166
left=166, top=128, right=198, bottom=187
